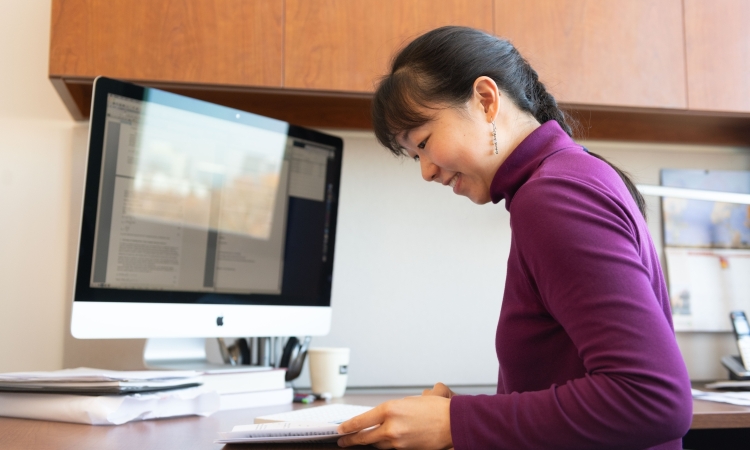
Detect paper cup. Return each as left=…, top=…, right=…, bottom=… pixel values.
left=308, top=347, right=350, bottom=398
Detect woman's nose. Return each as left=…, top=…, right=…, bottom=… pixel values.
left=420, top=157, right=438, bottom=182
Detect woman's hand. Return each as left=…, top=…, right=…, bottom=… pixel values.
left=336, top=391, right=453, bottom=449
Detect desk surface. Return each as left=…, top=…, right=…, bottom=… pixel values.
left=0, top=394, right=389, bottom=450
left=692, top=398, right=750, bottom=429
left=0, top=394, right=748, bottom=450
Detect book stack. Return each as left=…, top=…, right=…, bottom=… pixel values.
left=201, top=367, right=292, bottom=411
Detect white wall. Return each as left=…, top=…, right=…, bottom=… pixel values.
left=0, top=0, right=83, bottom=372
left=294, top=134, right=750, bottom=387
left=0, top=0, right=745, bottom=386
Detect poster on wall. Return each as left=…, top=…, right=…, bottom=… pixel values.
left=666, top=248, right=750, bottom=331
left=662, top=169, right=750, bottom=331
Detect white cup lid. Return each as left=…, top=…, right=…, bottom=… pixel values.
left=308, top=347, right=350, bottom=354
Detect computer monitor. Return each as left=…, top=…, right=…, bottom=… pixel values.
left=71, top=77, right=343, bottom=364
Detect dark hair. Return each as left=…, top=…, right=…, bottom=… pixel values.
left=371, top=26, right=646, bottom=218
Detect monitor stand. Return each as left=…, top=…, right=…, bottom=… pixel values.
left=143, top=338, right=273, bottom=372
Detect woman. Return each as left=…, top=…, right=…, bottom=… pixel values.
left=336, top=26, right=692, bottom=450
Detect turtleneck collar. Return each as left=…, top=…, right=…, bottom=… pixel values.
left=489, top=120, right=581, bottom=209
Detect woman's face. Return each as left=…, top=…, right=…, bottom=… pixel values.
left=396, top=78, right=539, bottom=204
left=397, top=105, right=498, bottom=204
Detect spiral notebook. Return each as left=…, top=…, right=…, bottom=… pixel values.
left=216, top=422, right=353, bottom=444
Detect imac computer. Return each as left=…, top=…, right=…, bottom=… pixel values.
left=71, top=77, right=343, bottom=368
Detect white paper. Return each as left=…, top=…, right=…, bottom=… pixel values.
left=0, top=367, right=202, bottom=383
left=692, top=388, right=750, bottom=406
left=254, top=403, right=373, bottom=424
left=0, top=386, right=219, bottom=425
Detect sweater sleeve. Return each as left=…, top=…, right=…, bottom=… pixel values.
left=450, top=176, right=692, bottom=450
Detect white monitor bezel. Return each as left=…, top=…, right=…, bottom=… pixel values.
left=71, top=302, right=332, bottom=339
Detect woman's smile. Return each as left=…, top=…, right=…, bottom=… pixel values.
left=447, top=173, right=460, bottom=192
left=442, top=172, right=459, bottom=187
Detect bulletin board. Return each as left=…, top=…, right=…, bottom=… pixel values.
left=662, top=169, right=750, bottom=331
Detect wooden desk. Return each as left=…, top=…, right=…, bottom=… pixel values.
left=692, top=398, right=750, bottom=429
left=0, top=394, right=390, bottom=450
left=685, top=384, right=750, bottom=449
left=0, top=394, right=748, bottom=450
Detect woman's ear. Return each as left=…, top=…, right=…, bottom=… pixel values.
left=472, top=76, right=500, bottom=121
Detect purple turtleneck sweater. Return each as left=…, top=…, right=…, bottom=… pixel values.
left=449, top=121, right=692, bottom=450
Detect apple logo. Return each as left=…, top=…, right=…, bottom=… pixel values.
left=216, top=316, right=224, bottom=326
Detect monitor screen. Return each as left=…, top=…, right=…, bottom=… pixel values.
left=71, top=77, right=343, bottom=339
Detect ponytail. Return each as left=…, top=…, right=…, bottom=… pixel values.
left=521, top=51, right=647, bottom=218
left=523, top=61, right=574, bottom=137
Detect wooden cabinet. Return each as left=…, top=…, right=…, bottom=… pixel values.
left=47, top=0, right=750, bottom=145
left=50, top=0, right=283, bottom=86
left=684, top=0, right=750, bottom=112
left=284, top=0, right=492, bottom=92
left=50, top=0, right=283, bottom=118
left=494, top=0, right=687, bottom=109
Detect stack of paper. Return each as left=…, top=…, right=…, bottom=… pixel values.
left=0, top=367, right=203, bottom=394
left=0, top=367, right=293, bottom=424
left=692, top=388, right=750, bottom=406
left=0, top=368, right=219, bottom=425
left=0, top=387, right=219, bottom=425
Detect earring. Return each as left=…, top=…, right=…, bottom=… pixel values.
left=492, top=121, right=498, bottom=155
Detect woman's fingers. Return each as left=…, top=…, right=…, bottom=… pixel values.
left=423, top=382, right=454, bottom=398
left=338, top=401, right=390, bottom=434
left=337, top=422, right=387, bottom=447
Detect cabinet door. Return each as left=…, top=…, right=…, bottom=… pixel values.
left=284, top=0, right=493, bottom=92
left=685, top=0, right=750, bottom=113
left=494, top=0, right=686, bottom=109
left=49, top=0, right=283, bottom=87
